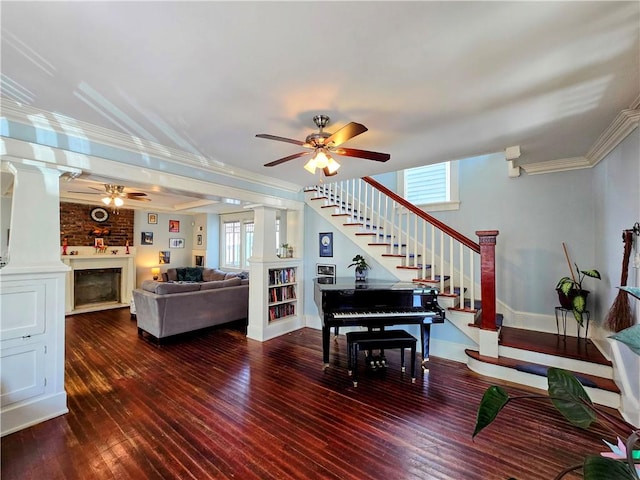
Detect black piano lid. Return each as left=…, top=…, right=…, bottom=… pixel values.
left=314, top=277, right=439, bottom=295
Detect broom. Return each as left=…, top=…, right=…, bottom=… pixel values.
left=604, top=230, right=634, bottom=332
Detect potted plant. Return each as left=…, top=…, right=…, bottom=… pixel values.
left=556, top=263, right=601, bottom=325
left=557, top=243, right=601, bottom=326
left=348, top=254, right=370, bottom=281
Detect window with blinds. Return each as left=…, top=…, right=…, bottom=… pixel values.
left=405, top=162, right=450, bottom=205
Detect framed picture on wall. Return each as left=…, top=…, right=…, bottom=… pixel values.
left=141, top=232, right=154, bottom=245
left=169, top=238, right=185, bottom=248
left=147, top=213, right=158, bottom=224
left=169, top=220, right=180, bottom=232
left=159, top=250, right=171, bottom=264
left=197, top=234, right=203, bottom=246
left=319, top=232, right=333, bottom=257
left=316, top=263, right=336, bottom=279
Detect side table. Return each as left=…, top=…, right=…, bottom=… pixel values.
left=554, top=307, right=590, bottom=340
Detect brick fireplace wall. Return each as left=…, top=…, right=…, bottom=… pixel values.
left=60, top=202, right=135, bottom=246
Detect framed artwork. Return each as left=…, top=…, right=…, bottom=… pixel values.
left=169, top=238, right=185, bottom=248
left=197, top=234, right=203, bottom=246
left=316, top=263, right=336, bottom=279
left=159, top=250, right=171, bottom=264
left=141, top=232, right=154, bottom=245
left=319, top=232, right=333, bottom=257
left=94, top=238, right=104, bottom=248
left=147, top=213, right=158, bottom=224
left=169, top=220, right=180, bottom=232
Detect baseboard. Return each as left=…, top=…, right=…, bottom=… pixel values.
left=1, top=392, right=68, bottom=437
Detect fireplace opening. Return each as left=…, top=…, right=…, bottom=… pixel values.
left=74, top=268, right=122, bottom=308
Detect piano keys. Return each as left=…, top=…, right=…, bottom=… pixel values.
left=314, top=277, right=445, bottom=368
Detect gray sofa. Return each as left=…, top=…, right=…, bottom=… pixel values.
left=132, top=267, right=249, bottom=342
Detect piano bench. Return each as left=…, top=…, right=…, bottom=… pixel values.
left=346, top=329, right=417, bottom=387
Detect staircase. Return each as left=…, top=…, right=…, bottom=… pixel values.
left=304, top=178, right=620, bottom=409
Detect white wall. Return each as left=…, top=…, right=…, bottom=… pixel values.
left=134, top=210, right=196, bottom=285
left=593, top=128, right=640, bottom=324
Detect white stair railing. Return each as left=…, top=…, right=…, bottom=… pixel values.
left=309, top=177, right=488, bottom=314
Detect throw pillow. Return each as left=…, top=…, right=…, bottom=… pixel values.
left=183, top=267, right=203, bottom=282
left=175, top=268, right=187, bottom=281
left=203, top=269, right=227, bottom=282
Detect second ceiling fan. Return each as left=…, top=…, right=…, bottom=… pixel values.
left=256, top=115, right=390, bottom=176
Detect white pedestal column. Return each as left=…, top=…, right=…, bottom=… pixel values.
left=0, top=161, right=70, bottom=436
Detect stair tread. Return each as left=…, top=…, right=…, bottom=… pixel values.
left=465, top=349, right=619, bottom=393
left=499, top=326, right=612, bottom=366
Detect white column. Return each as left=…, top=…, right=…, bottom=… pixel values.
left=2, top=161, right=68, bottom=272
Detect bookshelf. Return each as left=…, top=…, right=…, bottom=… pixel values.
left=268, top=267, right=298, bottom=322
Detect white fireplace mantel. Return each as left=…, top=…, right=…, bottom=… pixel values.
left=61, top=248, right=136, bottom=314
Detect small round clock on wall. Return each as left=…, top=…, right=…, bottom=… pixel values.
left=90, top=207, right=109, bottom=223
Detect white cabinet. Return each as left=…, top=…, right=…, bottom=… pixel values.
left=0, top=271, right=68, bottom=436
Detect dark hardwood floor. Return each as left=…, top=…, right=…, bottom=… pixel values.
left=1, top=309, right=619, bottom=479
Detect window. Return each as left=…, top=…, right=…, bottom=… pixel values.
left=399, top=160, right=459, bottom=211
left=223, top=220, right=241, bottom=267
left=244, top=222, right=254, bottom=266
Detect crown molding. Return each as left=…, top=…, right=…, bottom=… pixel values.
left=520, top=106, right=640, bottom=176
left=585, top=108, right=640, bottom=167
left=0, top=98, right=302, bottom=194
left=520, top=157, right=591, bottom=175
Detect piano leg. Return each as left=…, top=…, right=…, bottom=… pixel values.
left=420, top=324, right=432, bottom=372
left=322, top=326, right=331, bottom=369
left=333, top=326, right=339, bottom=342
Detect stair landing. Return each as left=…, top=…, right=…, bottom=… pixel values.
left=499, top=326, right=611, bottom=366
left=466, top=326, right=620, bottom=406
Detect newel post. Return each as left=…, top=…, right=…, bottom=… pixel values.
left=476, top=230, right=499, bottom=331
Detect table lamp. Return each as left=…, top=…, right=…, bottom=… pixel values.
left=151, top=267, right=160, bottom=281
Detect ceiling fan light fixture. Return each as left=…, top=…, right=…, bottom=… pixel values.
left=113, top=197, right=124, bottom=207
left=326, top=157, right=341, bottom=175
left=102, top=196, right=112, bottom=206
left=304, top=157, right=318, bottom=174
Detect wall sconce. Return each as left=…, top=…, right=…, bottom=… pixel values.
left=151, top=267, right=160, bottom=280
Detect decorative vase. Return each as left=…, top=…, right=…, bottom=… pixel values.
left=355, top=268, right=367, bottom=282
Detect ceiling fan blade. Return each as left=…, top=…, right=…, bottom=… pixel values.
left=323, top=167, right=339, bottom=177
left=256, top=134, right=306, bottom=146
left=263, top=151, right=310, bottom=167
left=67, top=191, right=101, bottom=195
left=124, top=192, right=147, bottom=197
left=128, top=197, right=151, bottom=202
left=333, top=147, right=390, bottom=162
left=89, top=186, right=104, bottom=192
left=323, top=122, right=368, bottom=147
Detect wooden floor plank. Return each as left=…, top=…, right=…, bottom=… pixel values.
left=1, top=308, right=623, bottom=480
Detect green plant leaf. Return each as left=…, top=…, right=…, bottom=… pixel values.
left=609, top=324, right=640, bottom=356
left=547, top=368, right=596, bottom=429
left=583, top=455, right=637, bottom=480
left=581, top=269, right=601, bottom=280
left=560, top=281, right=575, bottom=296
left=557, top=277, right=572, bottom=289
left=572, top=294, right=586, bottom=313
left=473, top=386, right=509, bottom=438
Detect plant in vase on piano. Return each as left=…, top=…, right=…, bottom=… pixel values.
left=348, top=254, right=371, bottom=281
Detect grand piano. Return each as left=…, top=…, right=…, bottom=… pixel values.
left=314, top=277, right=445, bottom=368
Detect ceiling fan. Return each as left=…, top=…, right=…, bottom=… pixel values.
left=69, top=184, right=151, bottom=207
left=256, top=115, right=390, bottom=176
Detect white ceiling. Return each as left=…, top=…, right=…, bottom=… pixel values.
left=2, top=1, right=639, bottom=212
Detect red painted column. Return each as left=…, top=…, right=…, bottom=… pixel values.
left=476, top=230, right=499, bottom=331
